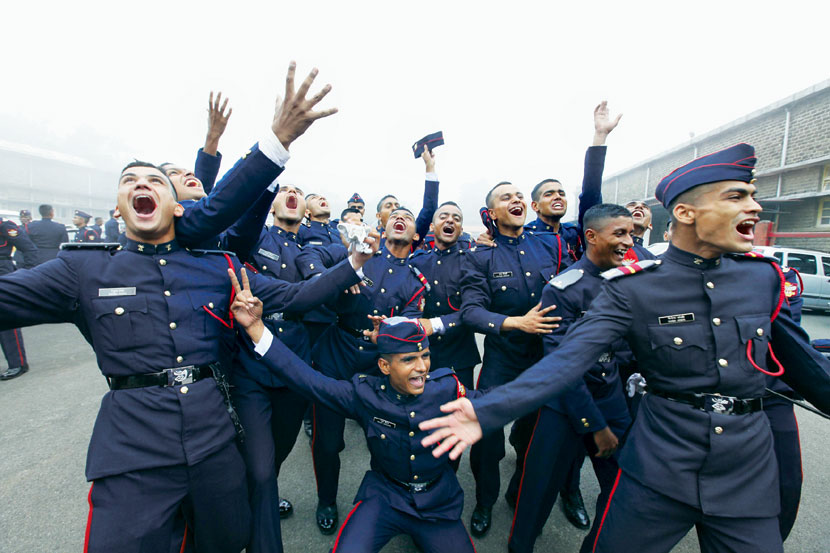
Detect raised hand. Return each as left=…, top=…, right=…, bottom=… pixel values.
left=593, top=101, right=622, bottom=146
left=272, top=61, right=338, bottom=150
left=362, top=314, right=386, bottom=343
left=228, top=268, right=264, bottom=337
left=504, top=302, right=562, bottom=334
left=419, top=398, right=483, bottom=460
left=205, top=91, right=232, bottom=155
left=421, top=147, right=436, bottom=173
left=349, top=229, right=381, bottom=269
left=475, top=231, right=496, bottom=248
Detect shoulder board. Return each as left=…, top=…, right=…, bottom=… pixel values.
left=409, top=248, right=429, bottom=260
left=60, top=242, right=121, bottom=252
left=187, top=249, right=238, bottom=257
left=726, top=251, right=778, bottom=264
left=549, top=268, right=584, bottom=290
left=428, top=367, right=455, bottom=380
left=409, top=264, right=431, bottom=293
left=602, top=259, right=661, bottom=280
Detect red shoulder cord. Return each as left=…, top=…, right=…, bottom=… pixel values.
left=555, top=235, right=562, bottom=274
left=202, top=253, right=236, bottom=329
left=452, top=374, right=467, bottom=399
left=746, top=260, right=786, bottom=377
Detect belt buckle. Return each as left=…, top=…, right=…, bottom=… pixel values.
left=166, top=367, right=195, bottom=386
left=708, top=394, right=735, bottom=415
left=409, top=482, right=428, bottom=493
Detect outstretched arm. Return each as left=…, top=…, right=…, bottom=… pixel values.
left=195, top=91, right=233, bottom=193
left=413, top=148, right=439, bottom=249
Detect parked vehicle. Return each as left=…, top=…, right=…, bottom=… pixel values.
left=753, top=246, right=830, bottom=313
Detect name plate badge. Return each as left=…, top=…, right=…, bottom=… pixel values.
left=492, top=271, right=513, bottom=279
left=658, top=313, right=695, bottom=325
left=257, top=249, right=281, bottom=262
left=98, top=287, right=137, bottom=297
left=373, top=417, right=396, bottom=428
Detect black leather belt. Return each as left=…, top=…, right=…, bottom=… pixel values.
left=384, top=472, right=440, bottom=494
left=648, top=388, right=763, bottom=415
left=108, top=365, right=215, bottom=390
left=337, top=321, right=373, bottom=342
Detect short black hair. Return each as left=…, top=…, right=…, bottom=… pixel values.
left=667, top=185, right=708, bottom=224
left=531, top=178, right=562, bottom=202
left=485, top=181, right=513, bottom=209
left=433, top=201, right=463, bottom=222
left=120, top=160, right=177, bottom=201
left=39, top=204, right=53, bottom=217
left=390, top=206, right=415, bottom=218
left=583, top=203, right=632, bottom=232
left=340, top=207, right=363, bottom=220
left=376, top=195, right=398, bottom=213
left=305, top=193, right=319, bottom=200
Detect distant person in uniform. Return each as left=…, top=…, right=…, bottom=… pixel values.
left=0, top=217, right=37, bottom=380
left=26, top=204, right=68, bottom=264
left=91, top=217, right=104, bottom=237
left=73, top=210, right=101, bottom=242
left=347, top=193, right=366, bottom=216
left=622, top=200, right=658, bottom=263
left=12, top=209, right=33, bottom=267
left=19, top=209, right=32, bottom=226
left=104, top=210, right=120, bottom=242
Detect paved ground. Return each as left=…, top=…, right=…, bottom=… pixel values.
left=1, top=314, right=829, bottom=552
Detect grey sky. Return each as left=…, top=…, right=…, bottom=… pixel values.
left=3, top=0, right=828, bottom=227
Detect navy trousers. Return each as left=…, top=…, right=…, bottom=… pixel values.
left=592, top=471, right=783, bottom=553
left=232, top=369, right=308, bottom=553
left=0, top=327, right=27, bottom=369
left=84, top=443, right=250, bottom=553
left=764, top=401, right=802, bottom=540
left=331, top=496, right=476, bottom=553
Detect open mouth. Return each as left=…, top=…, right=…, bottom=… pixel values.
left=409, top=374, right=426, bottom=390
left=612, top=246, right=629, bottom=260
left=320, top=200, right=328, bottom=208
left=393, top=220, right=406, bottom=232
left=286, top=196, right=298, bottom=209
left=631, top=209, right=644, bottom=219
left=736, top=219, right=756, bottom=240
left=508, top=205, right=524, bottom=217
left=132, top=194, right=157, bottom=217
left=441, top=224, right=455, bottom=236
left=551, top=200, right=565, bottom=210
left=185, top=178, right=201, bottom=188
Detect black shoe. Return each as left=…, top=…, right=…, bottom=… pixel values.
left=279, top=498, right=293, bottom=519
left=504, top=491, right=517, bottom=512
left=0, top=365, right=28, bottom=381
left=470, top=504, right=492, bottom=537
left=561, top=489, right=590, bottom=530
left=303, top=418, right=313, bottom=439
left=316, top=503, right=338, bottom=535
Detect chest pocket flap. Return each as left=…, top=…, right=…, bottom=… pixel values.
left=734, top=315, right=771, bottom=344
left=91, top=295, right=148, bottom=319
left=648, top=323, right=706, bottom=350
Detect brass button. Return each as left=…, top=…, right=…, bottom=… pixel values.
left=410, top=411, right=415, bottom=418
left=388, top=269, right=394, bottom=274
left=437, top=336, right=442, bottom=341
left=501, top=285, right=507, bottom=291
left=380, top=434, right=386, bottom=440
left=380, top=288, right=386, bottom=293
left=176, top=356, right=184, bottom=363
left=310, top=263, right=315, bottom=270
left=164, top=290, right=171, bottom=297
left=525, top=271, right=531, bottom=277
left=208, top=302, right=214, bottom=308
left=359, top=346, right=364, bottom=351
left=159, top=259, right=167, bottom=266
left=756, top=328, right=764, bottom=337
left=114, top=307, right=125, bottom=315
left=520, top=250, right=525, bottom=255
left=706, top=282, right=714, bottom=289
left=413, top=475, right=419, bottom=480
left=488, top=323, right=495, bottom=328
left=262, top=265, right=267, bottom=271
left=434, top=280, right=439, bottom=285
left=410, top=454, right=415, bottom=461
left=673, top=337, right=683, bottom=345
left=278, top=328, right=283, bottom=333
left=530, top=293, right=535, bottom=297
left=425, top=374, right=430, bottom=379
left=409, top=431, right=415, bottom=437
left=380, top=384, right=386, bottom=390
left=718, top=358, right=728, bottom=367
left=712, top=318, right=721, bottom=326
left=437, top=260, right=441, bottom=265
left=180, top=386, right=189, bottom=394
left=373, top=309, right=379, bottom=314
left=169, top=322, right=177, bottom=329
left=714, top=426, right=724, bottom=435
left=281, top=263, right=287, bottom=269
left=283, top=242, right=288, bottom=247
left=581, top=418, right=587, bottom=423
left=583, top=422, right=590, bottom=428
left=436, top=302, right=440, bottom=306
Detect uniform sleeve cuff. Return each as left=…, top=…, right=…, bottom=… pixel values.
left=259, top=131, right=291, bottom=167
left=267, top=179, right=279, bottom=192
left=425, top=172, right=439, bottom=182
left=253, top=327, right=274, bottom=356
left=430, top=317, right=445, bottom=335
left=348, top=255, right=365, bottom=279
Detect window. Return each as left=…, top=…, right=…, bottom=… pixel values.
left=824, top=165, right=830, bottom=191
left=772, top=252, right=784, bottom=263
left=787, top=253, right=817, bottom=275
left=820, top=199, right=830, bottom=227
left=822, top=256, right=830, bottom=277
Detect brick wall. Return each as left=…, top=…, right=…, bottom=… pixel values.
left=774, top=199, right=830, bottom=253
left=786, top=93, right=830, bottom=164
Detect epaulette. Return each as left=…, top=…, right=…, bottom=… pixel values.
left=60, top=242, right=121, bottom=252
left=726, top=251, right=778, bottom=264
left=549, top=268, right=584, bottom=290
left=409, top=248, right=429, bottom=260
left=187, top=249, right=238, bottom=257
left=428, top=367, right=455, bottom=379
left=409, top=264, right=431, bottom=293
left=601, top=259, right=661, bottom=280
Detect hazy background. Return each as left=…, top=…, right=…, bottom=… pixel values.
left=3, top=0, right=829, bottom=227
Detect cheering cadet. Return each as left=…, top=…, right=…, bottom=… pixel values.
left=227, top=285, right=479, bottom=553
left=299, top=193, right=341, bottom=247
left=622, top=199, right=658, bottom=263
left=0, top=63, right=358, bottom=553
left=459, top=181, right=568, bottom=537
left=347, top=192, right=366, bottom=216
left=299, top=207, right=427, bottom=534
left=421, top=143, right=830, bottom=553
left=509, top=204, right=635, bottom=553
left=0, top=217, right=37, bottom=380
left=72, top=210, right=101, bottom=242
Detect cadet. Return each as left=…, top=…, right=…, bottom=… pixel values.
left=91, top=217, right=104, bottom=237
left=374, top=148, right=439, bottom=250
left=299, top=193, right=341, bottom=247
left=459, top=181, right=568, bottom=536
left=220, top=184, right=317, bottom=552
left=525, top=101, right=621, bottom=260
left=227, top=284, right=479, bottom=553
left=11, top=209, right=33, bottom=267
left=0, top=63, right=352, bottom=553
left=25, top=204, right=69, bottom=264
left=300, top=207, right=427, bottom=534
left=0, top=217, right=37, bottom=380
left=622, top=199, right=658, bottom=262
left=347, top=192, right=366, bottom=216
left=421, top=143, right=830, bottom=553
left=72, top=210, right=101, bottom=242
left=509, top=204, right=635, bottom=553
left=104, top=210, right=120, bottom=242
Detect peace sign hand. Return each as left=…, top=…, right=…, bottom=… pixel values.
left=228, top=268, right=265, bottom=340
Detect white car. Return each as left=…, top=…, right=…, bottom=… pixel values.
left=753, top=246, right=830, bottom=313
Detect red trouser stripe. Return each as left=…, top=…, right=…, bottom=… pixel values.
left=508, top=409, right=542, bottom=541
left=12, top=329, right=25, bottom=365
left=332, top=501, right=362, bottom=552
left=469, top=533, right=478, bottom=552
left=83, top=484, right=94, bottom=553
left=311, top=402, right=320, bottom=490
left=592, top=468, right=622, bottom=553
left=178, top=523, right=189, bottom=553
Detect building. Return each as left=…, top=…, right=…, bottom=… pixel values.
left=603, top=79, right=830, bottom=253
left=0, top=139, right=119, bottom=224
